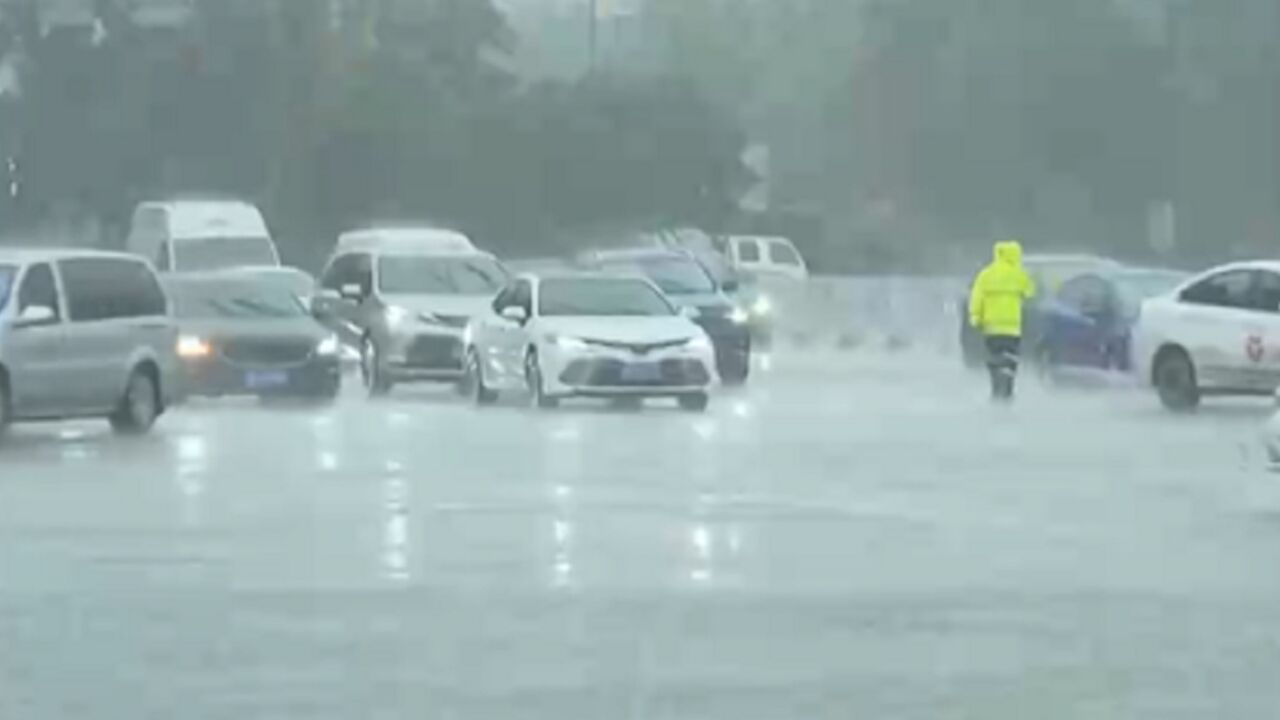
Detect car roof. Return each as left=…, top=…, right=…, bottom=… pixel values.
left=137, top=199, right=270, bottom=239
left=1024, top=253, right=1121, bottom=266
left=519, top=269, right=654, bottom=283
left=337, top=226, right=476, bottom=253
left=0, top=247, right=149, bottom=265
left=580, top=248, right=693, bottom=263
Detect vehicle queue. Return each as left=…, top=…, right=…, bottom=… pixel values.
left=0, top=200, right=781, bottom=439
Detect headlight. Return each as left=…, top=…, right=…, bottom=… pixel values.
left=688, top=334, right=713, bottom=352
left=177, top=335, right=212, bottom=358
left=384, top=306, right=410, bottom=327
left=729, top=307, right=751, bottom=325
left=316, top=334, right=340, bottom=356
left=751, top=295, right=773, bottom=316
left=550, top=335, right=589, bottom=352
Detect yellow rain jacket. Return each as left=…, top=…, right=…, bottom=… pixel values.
left=968, top=241, right=1036, bottom=337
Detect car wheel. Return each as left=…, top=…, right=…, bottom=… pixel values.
left=720, top=359, right=750, bottom=387
left=678, top=392, right=710, bottom=413
left=361, top=337, right=392, bottom=398
left=109, top=369, right=159, bottom=435
left=525, top=350, right=558, bottom=409
left=1155, top=348, right=1200, bottom=412
left=463, top=349, right=498, bottom=406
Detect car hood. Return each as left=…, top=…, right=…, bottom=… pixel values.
left=539, top=316, right=703, bottom=344
left=179, top=317, right=329, bottom=342
left=381, top=294, right=492, bottom=318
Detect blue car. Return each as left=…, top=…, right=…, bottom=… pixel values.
left=1037, top=268, right=1187, bottom=373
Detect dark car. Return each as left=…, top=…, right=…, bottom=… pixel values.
left=578, top=248, right=752, bottom=385
left=165, top=273, right=343, bottom=400
left=959, top=254, right=1123, bottom=367
left=1037, top=268, right=1187, bottom=374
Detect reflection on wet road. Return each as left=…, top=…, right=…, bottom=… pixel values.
left=4, top=353, right=1280, bottom=718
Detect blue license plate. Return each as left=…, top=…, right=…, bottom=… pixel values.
left=245, top=370, right=289, bottom=389
left=621, top=363, right=661, bottom=382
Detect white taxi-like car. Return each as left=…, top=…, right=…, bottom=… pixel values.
left=1133, top=260, right=1280, bottom=411
left=460, top=272, right=717, bottom=411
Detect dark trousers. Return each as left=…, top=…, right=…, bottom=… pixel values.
left=985, top=335, right=1021, bottom=401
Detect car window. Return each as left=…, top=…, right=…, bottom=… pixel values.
left=1254, top=271, right=1280, bottom=313
left=155, top=241, right=172, bottom=272
left=737, top=241, right=761, bottom=263
left=376, top=255, right=507, bottom=295
left=1056, top=275, right=1110, bottom=315
left=1180, top=270, right=1256, bottom=310
left=0, top=264, right=17, bottom=312
left=17, top=263, right=61, bottom=320
left=538, top=277, right=674, bottom=317
left=768, top=241, right=801, bottom=266
left=172, top=236, right=278, bottom=272
left=601, top=257, right=716, bottom=295
left=321, top=253, right=371, bottom=292
left=60, top=258, right=166, bottom=321
left=171, top=283, right=306, bottom=319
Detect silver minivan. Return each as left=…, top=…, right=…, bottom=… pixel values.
left=0, top=249, right=181, bottom=437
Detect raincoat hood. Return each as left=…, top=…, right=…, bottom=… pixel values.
left=994, top=240, right=1023, bottom=266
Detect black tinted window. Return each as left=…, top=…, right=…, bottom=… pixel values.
left=1181, top=270, right=1255, bottom=310
left=60, top=258, right=166, bottom=321
left=738, top=241, right=761, bottom=263
left=768, top=242, right=801, bottom=265
left=1255, top=272, right=1280, bottom=313
left=18, top=264, right=61, bottom=319
left=321, top=254, right=371, bottom=292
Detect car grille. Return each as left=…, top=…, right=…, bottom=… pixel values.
left=220, top=338, right=315, bottom=366
left=559, top=358, right=710, bottom=387
left=582, top=338, right=690, bottom=355
left=405, top=334, right=464, bottom=369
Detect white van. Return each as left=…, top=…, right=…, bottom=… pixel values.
left=127, top=200, right=281, bottom=273
left=723, top=235, right=808, bottom=281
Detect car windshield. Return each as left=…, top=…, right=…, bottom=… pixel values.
left=603, top=257, right=716, bottom=295
left=377, top=255, right=507, bottom=295
left=173, top=237, right=278, bottom=272
left=0, top=265, right=15, bottom=311
left=171, top=284, right=305, bottom=319
left=1028, top=261, right=1117, bottom=295
left=539, top=277, right=674, bottom=317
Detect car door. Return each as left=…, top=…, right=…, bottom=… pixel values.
left=1046, top=275, right=1112, bottom=369
left=315, top=253, right=371, bottom=345
left=1248, top=270, right=1280, bottom=389
left=1176, top=269, right=1262, bottom=391
left=5, top=262, right=70, bottom=416
left=57, top=258, right=149, bottom=412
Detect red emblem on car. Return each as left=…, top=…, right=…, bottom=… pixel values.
left=1247, top=335, right=1265, bottom=363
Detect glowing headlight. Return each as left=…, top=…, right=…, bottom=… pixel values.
left=688, top=334, right=713, bottom=352
left=384, top=306, right=410, bottom=327
left=729, top=307, right=751, bottom=325
left=316, top=334, right=340, bottom=356
left=551, top=335, right=589, bottom=352
left=177, top=335, right=212, bottom=358
left=751, top=295, right=773, bottom=316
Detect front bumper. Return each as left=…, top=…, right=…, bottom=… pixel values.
left=384, top=328, right=466, bottom=382
left=180, top=355, right=341, bottom=398
left=542, top=343, right=715, bottom=397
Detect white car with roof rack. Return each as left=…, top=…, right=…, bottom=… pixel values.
left=460, top=271, right=717, bottom=411
left=1133, top=260, right=1280, bottom=411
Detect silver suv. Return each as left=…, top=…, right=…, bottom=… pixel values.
left=312, top=247, right=508, bottom=396
left=0, top=249, right=180, bottom=437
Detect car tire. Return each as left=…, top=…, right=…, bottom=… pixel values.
left=1155, top=348, right=1200, bottom=413
left=678, top=392, right=710, bottom=412
left=361, top=336, right=392, bottom=398
left=719, top=357, right=750, bottom=387
left=109, top=369, right=159, bottom=435
left=525, top=350, right=558, bottom=410
left=463, top=349, right=498, bottom=406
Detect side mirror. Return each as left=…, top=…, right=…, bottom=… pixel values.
left=500, top=305, right=529, bottom=323
left=679, top=305, right=699, bottom=320
left=15, top=305, right=55, bottom=327
left=339, top=283, right=364, bottom=301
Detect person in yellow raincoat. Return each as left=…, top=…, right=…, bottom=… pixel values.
left=968, top=240, right=1037, bottom=401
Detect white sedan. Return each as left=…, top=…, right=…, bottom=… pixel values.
left=460, top=272, right=717, bottom=410
left=1133, top=260, right=1280, bottom=411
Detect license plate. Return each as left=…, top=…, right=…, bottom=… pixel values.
left=245, top=370, right=289, bottom=389
left=621, top=363, right=661, bottom=382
